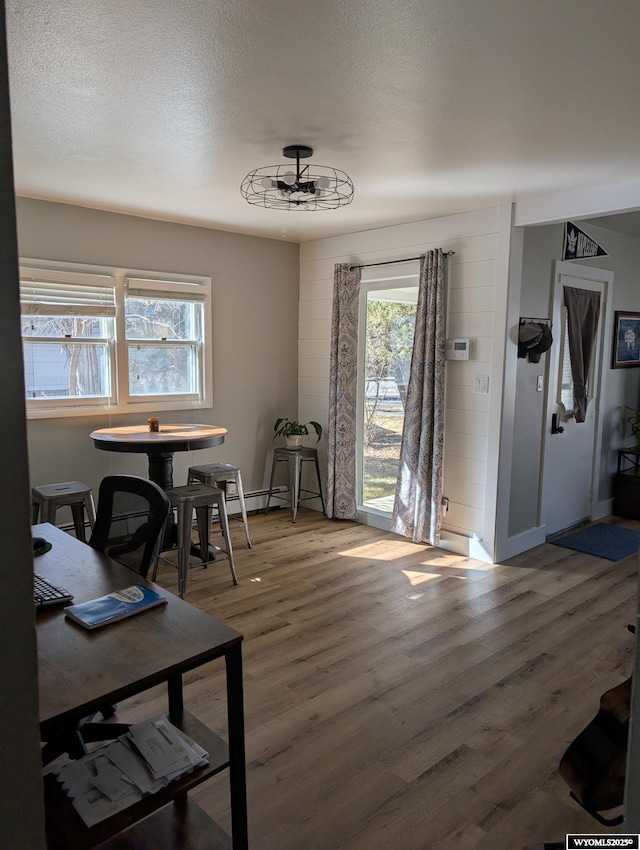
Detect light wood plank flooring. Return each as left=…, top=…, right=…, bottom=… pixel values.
left=126, top=509, right=639, bottom=849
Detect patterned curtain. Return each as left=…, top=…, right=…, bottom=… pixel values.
left=326, top=263, right=361, bottom=519
left=391, top=250, right=446, bottom=544
left=564, top=286, right=601, bottom=423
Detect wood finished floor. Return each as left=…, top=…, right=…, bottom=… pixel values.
left=127, top=509, right=639, bottom=849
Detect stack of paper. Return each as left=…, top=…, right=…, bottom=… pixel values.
left=51, top=716, right=208, bottom=827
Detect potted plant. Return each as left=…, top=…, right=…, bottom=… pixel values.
left=273, top=418, right=322, bottom=448
left=626, top=407, right=640, bottom=446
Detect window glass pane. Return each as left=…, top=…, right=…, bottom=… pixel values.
left=362, top=292, right=417, bottom=505
left=23, top=342, right=110, bottom=399
left=21, top=315, right=108, bottom=338
left=125, top=297, right=200, bottom=341
left=560, top=313, right=574, bottom=411
left=128, top=344, right=198, bottom=396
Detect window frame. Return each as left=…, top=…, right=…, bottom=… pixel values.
left=20, top=259, right=213, bottom=419
left=123, top=276, right=208, bottom=406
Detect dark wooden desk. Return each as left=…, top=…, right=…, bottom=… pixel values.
left=35, top=523, right=247, bottom=850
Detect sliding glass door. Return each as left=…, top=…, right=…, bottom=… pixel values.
left=358, top=266, right=419, bottom=516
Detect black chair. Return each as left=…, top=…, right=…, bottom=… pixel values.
left=89, top=474, right=171, bottom=578
left=41, top=475, right=171, bottom=763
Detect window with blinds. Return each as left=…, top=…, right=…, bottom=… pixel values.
left=19, top=263, right=212, bottom=418
left=20, top=269, right=116, bottom=407
left=124, top=278, right=207, bottom=401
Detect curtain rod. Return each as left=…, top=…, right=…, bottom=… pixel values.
left=350, top=251, right=455, bottom=270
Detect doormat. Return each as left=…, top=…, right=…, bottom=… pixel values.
left=550, top=523, right=640, bottom=561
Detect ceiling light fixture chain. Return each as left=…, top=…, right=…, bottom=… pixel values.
left=241, top=145, right=354, bottom=211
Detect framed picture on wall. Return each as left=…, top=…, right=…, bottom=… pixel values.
left=612, top=311, right=640, bottom=368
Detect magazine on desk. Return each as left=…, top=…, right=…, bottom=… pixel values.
left=64, top=584, right=167, bottom=630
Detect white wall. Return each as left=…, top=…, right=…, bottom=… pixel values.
left=300, top=206, right=513, bottom=562
left=15, top=199, right=300, bottom=507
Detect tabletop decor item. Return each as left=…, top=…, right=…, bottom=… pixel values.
left=273, top=418, right=322, bottom=448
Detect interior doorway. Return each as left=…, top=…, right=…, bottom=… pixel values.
left=540, top=261, right=614, bottom=536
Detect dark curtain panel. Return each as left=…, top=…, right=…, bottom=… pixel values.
left=391, top=250, right=446, bottom=544
left=564, top=285, right=601, bottom=423
left=326, top=263, right=361, bottom=519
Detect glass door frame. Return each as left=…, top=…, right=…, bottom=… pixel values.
left=356, top=261, right=420, bottom=526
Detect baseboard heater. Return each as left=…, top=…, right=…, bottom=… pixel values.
left=56, top=486, right=293, bottom=534
left=225, top=486, right=289, bottom=516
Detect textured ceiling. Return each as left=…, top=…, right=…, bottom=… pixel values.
left=6, top=0, right=640, bottom=243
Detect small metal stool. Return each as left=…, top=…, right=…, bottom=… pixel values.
left=161, top=483, right=238, bottom=598
left=187, top=463, right=252, bottom=548
left=265, top=447, right=325, bottom=523
left=31, top=481, right=96, bottom=542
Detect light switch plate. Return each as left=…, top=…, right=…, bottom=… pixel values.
left=473, top=375, right=489, bottom=394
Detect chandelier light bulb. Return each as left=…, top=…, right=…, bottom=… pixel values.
left=316, top=176, right=330, bottom=190
left=261, top=176, right=274, bottom=189
left=282, top=171, right=296, bottom=186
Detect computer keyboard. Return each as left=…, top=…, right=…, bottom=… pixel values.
left=34, top=573, right=74, bottom=609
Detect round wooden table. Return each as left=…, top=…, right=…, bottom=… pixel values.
left=90, top=424, right=228, bottom=490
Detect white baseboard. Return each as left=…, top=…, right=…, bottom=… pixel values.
left=438, top=529, right=496, bottom=564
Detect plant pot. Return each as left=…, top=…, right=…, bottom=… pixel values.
left=285, top=435, right=303, bottom=448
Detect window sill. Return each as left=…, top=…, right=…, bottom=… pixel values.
left=25, top=398, right=213, bottom=420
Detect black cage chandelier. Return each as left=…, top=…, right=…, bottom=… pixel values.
left=241, top=145, right=354, bottom=211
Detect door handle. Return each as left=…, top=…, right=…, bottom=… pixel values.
left=551, top=413, right=565, bottom=435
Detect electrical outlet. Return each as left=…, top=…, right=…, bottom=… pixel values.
left=224, top=480, right=238, bottom=497
left=537, top=375, right=544, bottom=392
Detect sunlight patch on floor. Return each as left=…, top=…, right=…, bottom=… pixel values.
left=337, top=538, right=499, bottom=573
left=401, top=569, right=446, bottom=586
left=419, top=552, right=468, bottom=567
left=338, top=539, right=433, bottom=560
left=422, top=557, right=497, bottom=573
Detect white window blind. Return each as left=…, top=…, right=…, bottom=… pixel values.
left=20, top=270, right=116, bottom=317
left=125, top=277, right=208, bottom=302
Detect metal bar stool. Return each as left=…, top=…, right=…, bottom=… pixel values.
left=31, top=481, right=96, bottom=542
left=265, top=447, right=325, bottom=523
left=161, top=483, right=238, bottom=598
left=187, top=463, right=252, bottom=548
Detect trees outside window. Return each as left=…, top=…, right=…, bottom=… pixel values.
left=363, top=294, right=417, bottom=502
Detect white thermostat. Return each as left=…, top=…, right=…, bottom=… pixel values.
left=445, top=338, right=470, bottom=360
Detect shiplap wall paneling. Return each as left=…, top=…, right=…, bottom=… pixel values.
left=299, top=207, right=502, bottom=550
